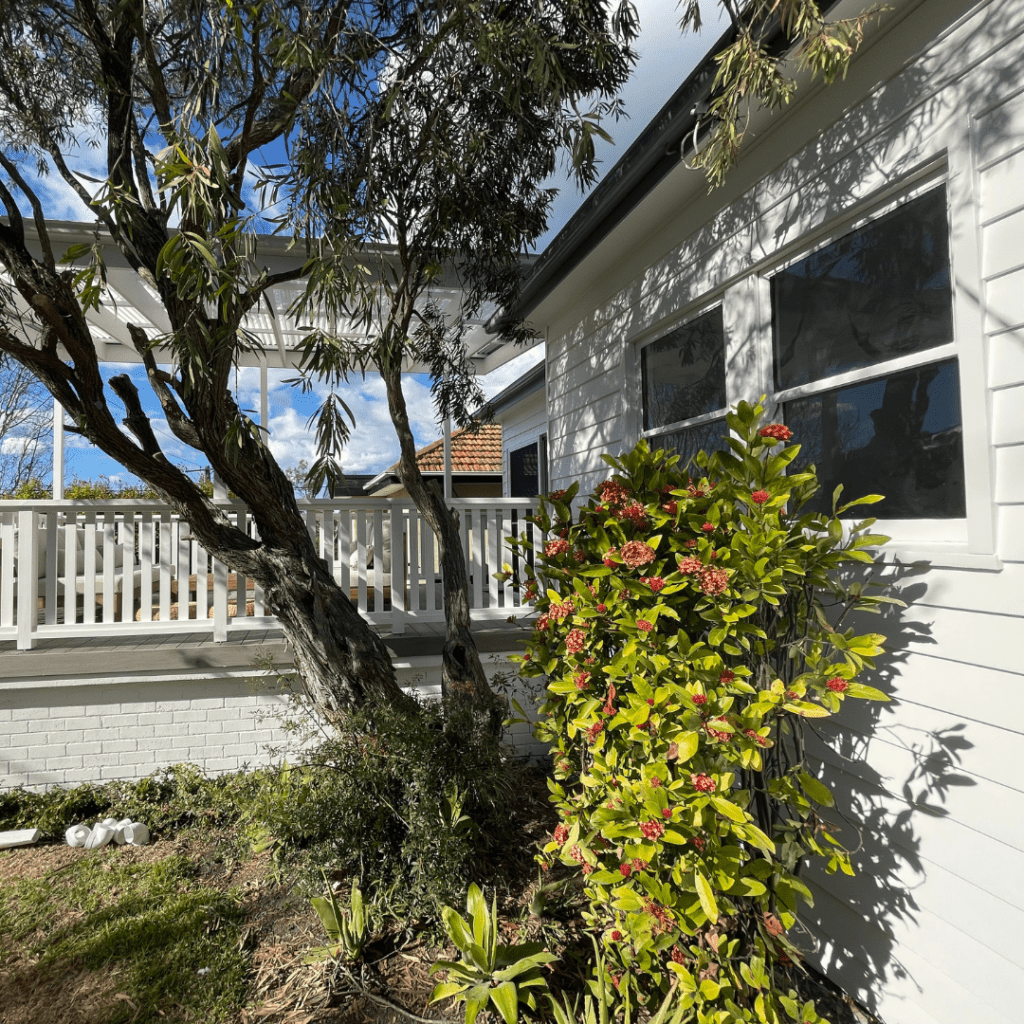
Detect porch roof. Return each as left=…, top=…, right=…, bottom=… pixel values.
left=14, top=221, right=538, bottom=375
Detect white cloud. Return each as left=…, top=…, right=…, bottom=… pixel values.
left=477, top=344, right=546, bottom=402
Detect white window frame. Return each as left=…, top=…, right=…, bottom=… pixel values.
left=750, top=167, right=997, bottom=567
left=630, top=161, right=997, bottom=569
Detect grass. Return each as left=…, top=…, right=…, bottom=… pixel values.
left=0, top=850, right=250, bottom=1024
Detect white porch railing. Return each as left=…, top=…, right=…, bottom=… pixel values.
left=0, top=498, right=540, bottom=650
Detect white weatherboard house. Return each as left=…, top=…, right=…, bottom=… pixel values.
left=511, top=0, right=1024, bottom=1020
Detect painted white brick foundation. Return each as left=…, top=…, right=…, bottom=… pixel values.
left=0, top=653, right=547, bottom=791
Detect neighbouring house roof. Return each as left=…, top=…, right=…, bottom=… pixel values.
left=364, top=423, right=503, bottom=492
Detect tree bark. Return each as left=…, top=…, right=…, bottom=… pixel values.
left=377, top=352, right=502, bottom=740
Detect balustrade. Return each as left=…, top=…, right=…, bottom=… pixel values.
left=0, top=498, right=540, bottom=649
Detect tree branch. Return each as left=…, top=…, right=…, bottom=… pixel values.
left=127, top=322, right=204, bottom=451
left=109, top=373, right=164, bottom=459
left=0, top=152, right=56, bottom=272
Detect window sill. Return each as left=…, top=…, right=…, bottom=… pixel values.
left=869, top=543, right=1003, bottom=571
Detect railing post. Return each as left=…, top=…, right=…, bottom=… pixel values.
left=16, top=510, right=38, bottom=650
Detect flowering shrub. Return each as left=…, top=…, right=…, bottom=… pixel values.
left=506, top=400, right=897, bottom=1023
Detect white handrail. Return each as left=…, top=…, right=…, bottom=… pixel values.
left=0, top=497, right=540, bottom=649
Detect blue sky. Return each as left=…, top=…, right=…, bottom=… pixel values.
left=25, top=0, right=727, bottom=489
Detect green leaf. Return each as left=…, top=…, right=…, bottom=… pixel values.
left=694, top=871, right=718, bottom=922
left=430, top=981, right=470, bottom=1003
left=845, top=682, right=891, bottom=701
left=799, top=770, right=835, bottom=807
left=490, top=981, right=520, bottom=1024
left=782, top=700, right=831, bottom=718
left=673, top=731, right=700, bottom=763
left=710, top=795, right=747, bottom=823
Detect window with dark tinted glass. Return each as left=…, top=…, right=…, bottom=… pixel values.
left=773, top=188, right=953, bottom=391
left=510, top=442, right=540, bottom=497
left=785, top=359, right=964, bottom=518
left=654, top=418, right=729, bottom=472
left=642, top=306, right=726, bottom=429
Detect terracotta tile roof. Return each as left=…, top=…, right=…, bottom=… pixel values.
left=387, top=423, right=502, bottom=475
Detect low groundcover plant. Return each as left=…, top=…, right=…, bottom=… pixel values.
left=503, top=399, right=899, bottom=1023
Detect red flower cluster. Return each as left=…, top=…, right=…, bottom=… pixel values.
left=692, top=692, right=708, bottom=706
left=598, top=480, right=630, bottom=505
left=688, top=484, right=708, bottom=498
left=701, top=522, right=715, bottom=533
left=586, top=720, right=605, bottom=743
left=620, top=540, right=657, bottom=567
left=720, top=669, right=735, bottom=682
left=640, top=575, right=666, bottom=592
left=637, top=619, right=653, bottom=633
left=826, top=677, right=849, bottom=692
left=548, top=489, right=568, bottom=502
left=554, top=824, right=569, bottom=844
left=745, top=728, right=768, bottom=747
left=661, top=808, right=672, bottom=819
left=691, top=773, right=716, bottom=793
left=619, top=863, right=631, bottom=877
left=758, top=423, right=793, bottom=442
left=610, top=929, right=623, bottom=940
left=706, top=721, right=732, bottom=742
left=698, top=567, right=730, bottom=596
left=650, top=775, right=662, bottom=788
left=671, top=945, right=686, bottom=964
left=632, top=858, right=648, bottom=871
left=677, top=556, right=703, bottom=574
left=603, top=547, right=618, bottom=567
left=615, top=501, right=649, bottom=528
left=751, top=489, right=770, bottom=505
left=691, top=836, right=706, bottom=851
left=536, top=614, right=551, bottom=631
left=551, top=599, right=575, bottom=619
left=663, top=500, right=678, bottom=515
left=581, top=862, right=594, bottom=874
left=566, top=628, right=587, bottom=654
left=639, top=820, right=665, bottom=840
left=569, top=844, right=584, bottom=863
left=596, top=603, right=607, bottom=613
left=603, top=684, right=617, bottom=715
left=545, top=539, right=570, bottom=557
left=573, top=671, right=591, bottom=690
left=685, top=538, right=698, bottom=548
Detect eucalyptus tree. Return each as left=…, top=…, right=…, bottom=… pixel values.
left=0, top=0, right=636, bottom=723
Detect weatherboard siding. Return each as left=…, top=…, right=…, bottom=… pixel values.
left=497, top=389, right=547, bottom=496
left=542, top=1, right=1024, bottom=1020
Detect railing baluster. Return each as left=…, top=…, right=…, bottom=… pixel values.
left=159, top=511, right=172, bottom=622
left=1, top=510, right=16, bottom=629
left=16, top=510, right=38, bottom=649
left=83, top=511, right=96, bottom=625
left=390, top=503, right=405, bottom=633
left=43, top=509, right=58, bottom=625
left=62, top=512, right=76, bottom=625
left=138, top=510, right=154, bottom=623
left=356, top=509, right=368, bottom=612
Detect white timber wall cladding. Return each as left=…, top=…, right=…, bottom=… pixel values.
left=0, top=655, right=546, bottom=792
left=542, top=1, right=1024, bottom=1021
left=500, top=390, right=548, bottom=495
